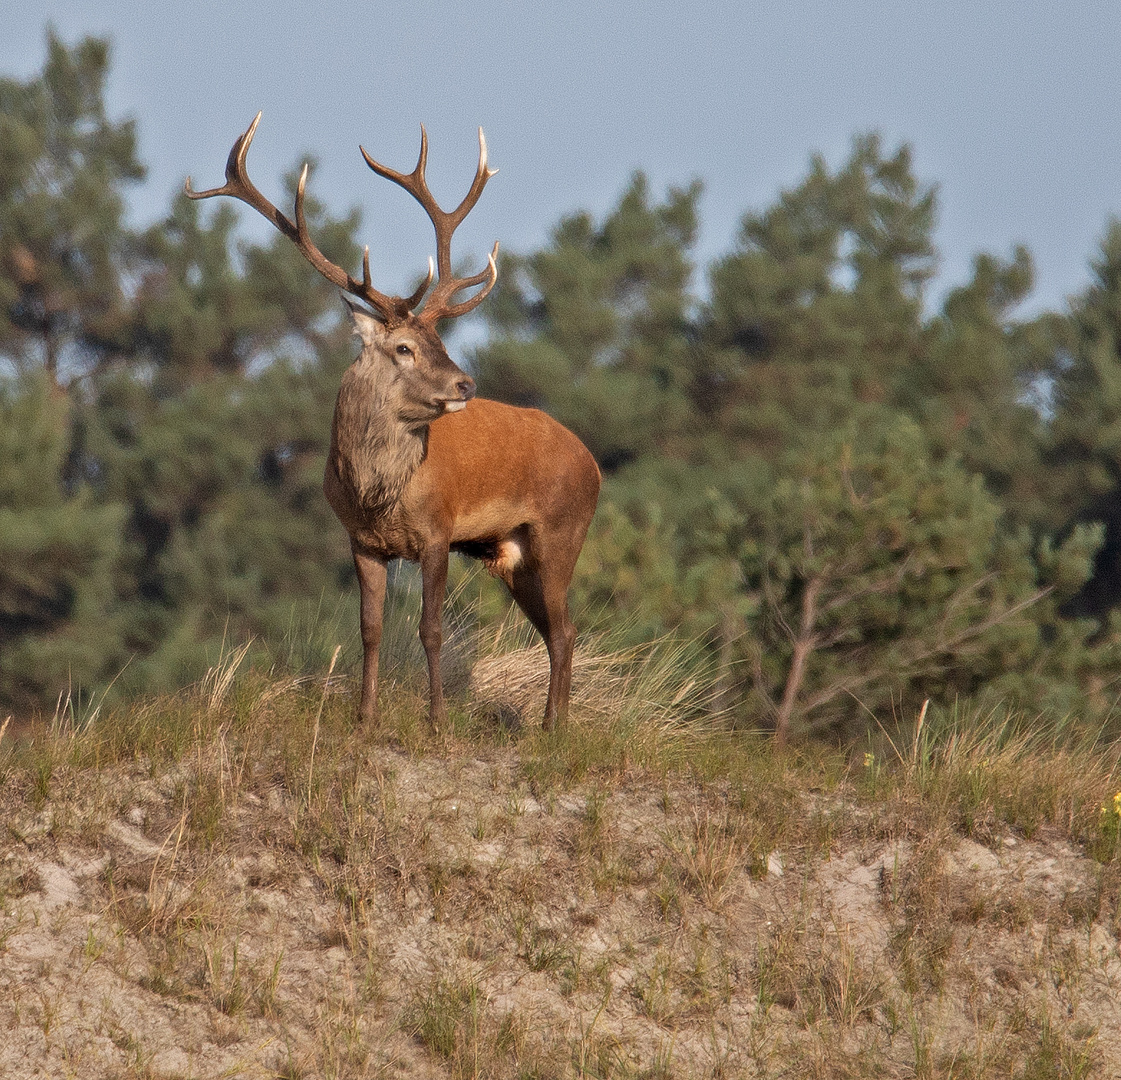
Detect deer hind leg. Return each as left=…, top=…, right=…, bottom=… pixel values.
left=352, top=545, right=388, bottom=725
left=507, top=557, right=577, bottom=731
left=419, top=544, right=452, bottom=732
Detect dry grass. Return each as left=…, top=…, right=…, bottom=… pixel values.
left=1, top=624, right=1121, bottom=1077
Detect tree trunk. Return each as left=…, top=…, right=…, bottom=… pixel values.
left=773, top=576, right=822, bottom=746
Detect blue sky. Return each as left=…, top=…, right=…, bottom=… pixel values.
left=6, top=1, right=1121, bottom=315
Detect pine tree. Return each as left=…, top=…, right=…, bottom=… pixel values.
left=915, top=246, right=1054, bottom=525
left=0, top=32, right=141, bottom=710
left=700, top=135, right=935, bottom=454
left=87, top=176, right=362, bottom=690
left=0, top=375, right=125, bottom=711
left=0, top=34, right=364, bottom=702
left=740, top=410, right=1100, bottom=740
left=476, top=173, right=700, bottom=472
left=1045, top=220, right=1121, bottom=617
left=0, top=31, right=144, bottom=386
left=485, top=136, right=1109, bottom=734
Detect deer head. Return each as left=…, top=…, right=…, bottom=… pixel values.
left=185, top=113, right=498, bottom=419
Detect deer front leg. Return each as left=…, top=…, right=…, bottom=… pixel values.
left=352, top=545, right=388, bottom=725
left=419, top=544, right=451, bottom=732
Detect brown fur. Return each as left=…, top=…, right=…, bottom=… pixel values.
left=324, top=307, right=601, bottom=731
left=328, top=360, right=427, bottom=520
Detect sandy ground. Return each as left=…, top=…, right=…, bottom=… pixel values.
left=2, top=746, right=1121, bottom=1078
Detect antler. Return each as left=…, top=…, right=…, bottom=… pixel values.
left=361, top=126, right=499, bottom=323
left=185, top=113, right=432, bottom=321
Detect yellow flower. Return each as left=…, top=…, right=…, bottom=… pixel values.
left=864, top=752, right=875, bottom=769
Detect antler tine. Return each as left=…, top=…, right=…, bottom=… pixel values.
left=436, top=243, right=500, bottom=320
left=360, top=126, right=430, bottom=199
left=360, top=125, right=499, bottom=323
left=186, top=113, right=299, bottom=242
left=455, top=128, right=499, bottom=231
left=292, top=162, right=351, bottom=293
left=187, top=113, right=407, bottom=320
left=360, top=125, right=442, bottom=258
left=402, top=256, right=436, bottom=311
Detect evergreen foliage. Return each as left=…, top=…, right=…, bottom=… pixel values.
left=478, top=134, right=1119, bottom=736
left=1044, top=221, right=1121, bottom=618
left=0, top=374, right=125, bottom=709
left=476, top=172, right=700, bottom=472
left=0, top=30, right=144, bottom=384
left=2, top=30, right=1121, bottom=736
left=0, top=33, right=358, bottom=703
left=86, top=177, right=359, bottom=692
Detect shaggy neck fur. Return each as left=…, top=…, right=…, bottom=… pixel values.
left=330, top=355, right=428, bottom=519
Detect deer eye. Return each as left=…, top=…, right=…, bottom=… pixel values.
left=395, top=343, right=413, bottom=357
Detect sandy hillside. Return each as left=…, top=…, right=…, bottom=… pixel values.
left=2, top=714, right=1121, bottom=1079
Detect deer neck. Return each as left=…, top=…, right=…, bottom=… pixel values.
left=330, top=360, right=428, bottom=519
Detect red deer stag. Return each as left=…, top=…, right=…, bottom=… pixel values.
left=187, top=114, right=600, bottom=730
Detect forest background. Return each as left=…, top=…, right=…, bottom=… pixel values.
left=6, top=34, right=1121, bottom=740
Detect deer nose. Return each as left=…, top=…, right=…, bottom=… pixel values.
left=457, top=378, right=477, bottom=400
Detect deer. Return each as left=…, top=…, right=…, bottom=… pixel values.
left=186, top=114, right=600, bottom=731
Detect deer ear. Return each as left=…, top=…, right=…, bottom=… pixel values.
left=343, top=296, right=386, bottom=347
